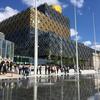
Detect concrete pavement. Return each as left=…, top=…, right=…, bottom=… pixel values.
left=0, top=73, right=22, bottom=79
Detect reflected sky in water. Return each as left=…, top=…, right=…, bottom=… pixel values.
left=0, top=74, right=100, bottom=100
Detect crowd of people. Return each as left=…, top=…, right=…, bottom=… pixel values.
left=0, top=59, right=79, bottom=76
left=36, top=65, right=70, bottom=75
left=17, top=64, right=70, bottom=76
left=0, top=60, right=13, bottom=75
left=0, top=60, right=31, bottom=76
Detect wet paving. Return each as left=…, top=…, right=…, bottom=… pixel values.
left=0, top=74, right=100, bottom=100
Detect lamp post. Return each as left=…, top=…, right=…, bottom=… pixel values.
left=92, top=13, right=97, bottom=71
left=34, top=0, right=38, bottom=78
left=74, top=1, right=80, bottom=100
left=93, top=13, right=96, bottom=55
left=92, top=12, right=99, bottom=94
left=74, top=1, right=79, bottom=74
left=60, top=37, right=63, bottom=68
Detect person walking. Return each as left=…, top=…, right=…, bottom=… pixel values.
left=2, top=62, right=7, bottom=74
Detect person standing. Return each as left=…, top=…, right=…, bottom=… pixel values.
left=9, top=61, right=13, bottom=71
left=18, top=64, right=22, bottom=75
left=45, top=65, right=48, bottom=75
left=2, top=62, right=7, bottom=74
left=39, top=65, right=42, bottom=75
left=0, top=62, right=2, bottom=74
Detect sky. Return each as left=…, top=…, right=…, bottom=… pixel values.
left=0, top=0, right=100, bottom=50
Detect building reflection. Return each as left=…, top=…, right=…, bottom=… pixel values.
left=0, top=75, right=98, bottom=100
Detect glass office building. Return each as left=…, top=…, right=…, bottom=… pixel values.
left=0, top=32, right=14, bottom=61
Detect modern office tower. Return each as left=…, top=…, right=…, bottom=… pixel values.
left=0, top=3, right=98, bottom=69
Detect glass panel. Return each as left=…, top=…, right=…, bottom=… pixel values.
left=0, top=39, right=2, bottom=56
left=6, top=41, right=11, bottom=58
left=0, top=39, right=2, bottom=48
left=2, top=40, right=6, bottom=58
left=10, top=43, right=14, bottom=60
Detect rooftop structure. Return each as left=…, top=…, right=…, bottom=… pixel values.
left=51, top=5, right=62, bottom=13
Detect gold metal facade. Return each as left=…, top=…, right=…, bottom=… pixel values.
left=0, top=7, right=70, bottom=39
left=30, top=8, right=70, bottom=38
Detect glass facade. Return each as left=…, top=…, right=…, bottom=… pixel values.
left=0, top=33, right=14, bottom=61
left=14, top=56, right=31, bottom=64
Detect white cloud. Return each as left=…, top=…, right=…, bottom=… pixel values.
left=78, top=9, right=83, bottom=15
left=70, top=28, right=81, bottom=41
left=70, top=28, right=78, bottom=37
left=0, top=6, right=19, bottom=22
left=83, top=41, right=92, bottom=46
left=73, top=35, right=81, bottom=41
left=62, top=4, right=68, bottom=9
left=22, top=0, right=61, bottom=7
left=70, top=0, right=84, bottom=8
left=77, top=35, right=81, bottom=40
left=91, top=44, right=100, bottom=51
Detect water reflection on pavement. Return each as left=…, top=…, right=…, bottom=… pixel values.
left=0, top=74, right=100, bottom=100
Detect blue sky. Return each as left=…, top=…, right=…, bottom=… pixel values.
left=0, top=0, right=100, bottom=50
